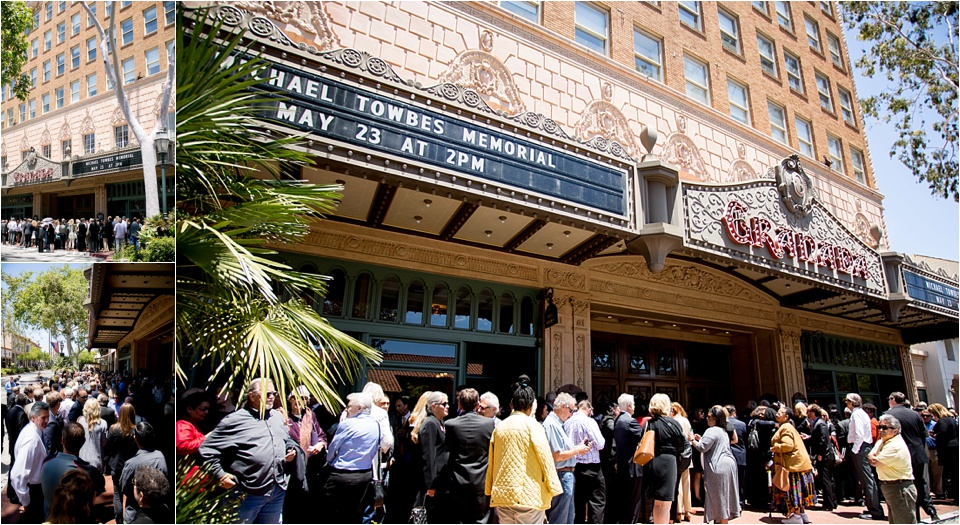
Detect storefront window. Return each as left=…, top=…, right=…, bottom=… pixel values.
left=499, top=292, right=514, bottom=334
left=520, top=297, right=534, bottom=335
left=627, top=343, right=648, bottom=374
left=477, top=290, right=494, bottom=332
left=592, top=340, right=615, bottom=372
left=430, top=284, right=449, bottom=327
left=321, top=269, right=345, bottom=317
left=379, top=275, right=400, bottom=322
left=454, top=287, right=471, bottom=329
left=352, top=272, right=373, bottom=319
left=656, top=350, right=676, bottom=376
left=405, top=280, right=425, bottom=325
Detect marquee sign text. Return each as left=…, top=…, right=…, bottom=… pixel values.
left=73, top=150, right=143, bottom=176
left=722, top=200, right=870, bottom=279
left=903, top=270, right=959, bottom=311
left=13, top=167, right=54, bottom=185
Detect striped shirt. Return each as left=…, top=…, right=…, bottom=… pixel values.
left=564, top=412, right=604, bottom=464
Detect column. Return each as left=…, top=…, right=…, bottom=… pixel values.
left=543, top=292, right=592, bottom=395
left=777, top=326, right=807, bottom=401
left=898, top=345, right=920, bottom=403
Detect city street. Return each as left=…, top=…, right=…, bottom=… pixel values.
left=0, top=245, right=111, bottom=262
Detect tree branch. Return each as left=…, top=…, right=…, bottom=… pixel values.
left=871, top=10, right=959, bottom=92
left=154, top=42, right=175, bottom=135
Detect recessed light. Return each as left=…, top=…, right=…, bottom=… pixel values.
left=414, top=215, right=422, bottom=224
left=424, top=199, right=432, bottom=207
left=546, top=243, right=554, bottom=250
left=499, top=216, right=507, bottom=223
left=484, top=230, right=493, bottom=237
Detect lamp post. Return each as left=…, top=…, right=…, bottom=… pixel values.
left=155, top=127, right=170, bottom=218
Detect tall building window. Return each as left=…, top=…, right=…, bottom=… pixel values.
left=31, top=39, right=38, bottom=59
left=87, top=73, right=97, bottom=97
left=784, top=50, right=803, bottom=93
left=58, top=1, right=66, bottom=13
left=106, top=2, right=113, bottom=18
left=87, top=3, right=96, bottom=26
left=115, top=124, right=129, bottom=148
left=71, top=45, right=80, bottom=69
left=43, top=144, right=51, bottom=158
left=144, top=6, right=158, bottom=34
left=775, top=1, right=792, bottom=31
left=767, top=101, right=788, bottom=144
left=164, top=1, right=176, bottom=24
left=826, top=33, right=844, bottom=70
left=850, top=147, right=866, bottom=183
left=752, top=1, right=768, bottom=15
left=43, top=61, right=50, bottom=83
left=500, top=1, right=539, bottom=22
left=805, top=17, right=821, bottom=53
left=815, top=72, right=833, bottom=112
left=826, top=135, right=843, bottom=173
left=838, top=87, right=855, bottom=126
left=56, top=53, right=65, bottom=75
left=634, top=29, right=662, bottom=81
left=122, top=58, right=135, bottom=84
left=727, top=78, right=750, bottom=124
left=574, top=2, right=608, bottom=55
left=29, top=99, right=36, bottom=119
left=145, top=47, right=160, bottom=75
left=56, top=87, right=64, bottom=108
left=46, top=2, right=53, bottom=21
left=70, top=80, right=80, bottom=103
left=87, top=36, right=97, bottom=61
left=62, top=139, right=72, bottom=158
left=718, top=9, right=741, bottom=54
left=29, top=68, right=36, bottom=87
left=42, top=93, right=50, bottom=113
left=795, top=116, right=814, bottom=158
left=757, top=34, right=778, bottom=77
left=71, top=12, right=81, bottom=35
left=121, top=18, right=134, bottom=45
left=679, top=1, right=702, bottom=31
left=44, top=30, right=52, bottom=51
left=84, top=133, right=96, bottom=154
left=19, top=103, right=26, bottom=123
left=820, top=1, right=833, bottom=16
left=166, top=40, right=174, bottom=62
left=683, top=54, right=710, bottom=105
left=57, top=22, right=66, bottom=43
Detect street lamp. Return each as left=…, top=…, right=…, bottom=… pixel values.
left=155, top=127, right=170, bottom=218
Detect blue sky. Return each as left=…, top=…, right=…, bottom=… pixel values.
left=842, top=25, right=959, bottom=263
left=1, top=263, right=91, bottom=352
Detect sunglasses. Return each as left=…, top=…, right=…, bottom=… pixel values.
left=434, top=401, right=449, bottom=407
left=878, top=425, right=893, bottom=430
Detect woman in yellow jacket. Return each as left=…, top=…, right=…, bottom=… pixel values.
left=485, top=381, right=562, bottom=524
left=771, top=406, right=817, bottom=524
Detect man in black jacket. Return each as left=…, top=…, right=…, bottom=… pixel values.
left=6, top=393, right=30, bottom=503
left=41, top=392, right=64, bottom=456
left=435, top=388, right=495, bottom=523
left=76, top=219, right=86, bottom=252
left=806, top=404, right=836, bottom=511
left=88, top=220, right=100, bottom=254
left=888, top=391, right=939, bottom=521
left=613, top=393, right=644, bottom=524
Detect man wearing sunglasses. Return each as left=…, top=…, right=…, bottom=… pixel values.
left=887, top=392, right=939, bottom=521
left=868, top=415, right=917, bottom=524
left=200, top=378, right=298, bottom=524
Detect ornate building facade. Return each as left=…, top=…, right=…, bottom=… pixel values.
left=0, top=1, right=175, bottom=222
left=184, top=1, right=958, bottom=411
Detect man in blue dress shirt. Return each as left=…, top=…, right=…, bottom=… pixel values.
left=323, top=392, right=381, bottom=523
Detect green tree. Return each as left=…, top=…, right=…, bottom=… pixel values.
left=839, top=2, right=959, bottom=201
left=176, top=7, right=380, bottom=413
left=0, top=1, right=32, bottom=101
left=18, top=347, right=49, bottom=369
left=2, top=266, right=89, bottom=365
left=76, top=350, right=97, bottom=367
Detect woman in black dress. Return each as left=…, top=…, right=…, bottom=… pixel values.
left=930, top=403, right=959, bottom=504
left=643, top=393, right=686, bottom=524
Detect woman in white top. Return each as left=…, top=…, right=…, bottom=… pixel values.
left=77, top=398, right=108, bottom=472
left=68, top=219, right=77, bottom=250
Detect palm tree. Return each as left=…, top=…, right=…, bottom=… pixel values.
left=176, top=7, right=380, bottom=413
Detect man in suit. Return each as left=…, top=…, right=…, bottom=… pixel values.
left=888, top=391, right=939, bottom=521
left=67, top=388, right=88, bottom=423
left=6, top=393, right=30, bottom=503
left=806, top=404, right=836, bottom=511
left=88, top=219, right=100, bottom=254
left=98, top=394, right=117, bottom=428
left=613, top=393, right=644, bottom=524
left=435, top=388, right=496, bottom=523
left=725, top=405, right=748, bottom=508
left=41, top=392, right=64, bottom=456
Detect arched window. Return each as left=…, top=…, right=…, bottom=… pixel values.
left=405, top=280, right=425, bottom=325
left=321, top=269, right=346, bottom=317
left=520, top=296, right=535, bottom=335
left=430, top=283, right=450, bottom=327
left=477, top=290, right=494, bottom=332
left=454, top=286, right=472, bottom=329
left=298, top=263, right=320, bottom=310
left=499, top=292, right=515, bottom=333
left=379, top=275, right=401, bottom=322
left=351, top=272, right=373, bottom=319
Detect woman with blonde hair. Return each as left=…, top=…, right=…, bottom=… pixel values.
left=671, top=402, right=693, bottom=522
left=77, top=398, right=108, bottom=472
left=644, top=393, right=686, bottom=524
left=67, top=218, right=76, bottom=250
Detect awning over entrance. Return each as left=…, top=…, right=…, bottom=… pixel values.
left=84, top=263, right=174, bottom=349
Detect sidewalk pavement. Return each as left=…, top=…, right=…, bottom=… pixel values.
left=0, top=244, right=113, bottom=262
left=733, top=499, right=958, bottom=524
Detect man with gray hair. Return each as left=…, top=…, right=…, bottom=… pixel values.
left=846, top=392, right=885, bottom=520
left=543, top=392, right=590, bottom=524
left=869, top=414, right=917, bottom=524
left=11, top=401, right=50, bottom=523
left=59, top=387, right=75, bottom=421
left=613, top=393, right=645, bottom=524
left=478, top=392, right=501, bottom=427
left=323, top=392, right=381, bottom=523
left=200, top=378, right=298, bottom=524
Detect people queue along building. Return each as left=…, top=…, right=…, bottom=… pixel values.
left=180, top=376, right=958, bottom=524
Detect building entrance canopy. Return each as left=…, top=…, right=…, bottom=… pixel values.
left=84, top=263, right=175, bottom=349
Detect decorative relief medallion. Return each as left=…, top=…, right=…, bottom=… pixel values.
left=437, top=49, right=527, bottom=116
left=225, top=2, right=339, bottom=51
left=776, top=155, right=815, bottom=218
left=111, top=106, right=126, bottom=126
left=59, top=121, right=72, bottom=140
left=573, top=95, right=640, bottom=158
left=1, top=142, right=6, bottom=156
left=20, top=134, right=29, bottom=150
left=726, top=143, right=758, bottom=182
left=40, top=127, right=51, bottom=149
left=854, top=212, right=878, bottom=249
left=663, top=114, right=711, bottom=181
left=544, top=268, right=586, bottom=290
left=80, top=110, right=95, bottom=134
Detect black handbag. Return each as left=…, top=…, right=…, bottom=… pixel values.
left=409, top=493, right=428, bottom=524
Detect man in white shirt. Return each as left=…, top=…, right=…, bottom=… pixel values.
left=845, top=393, right=885, bottom=521
left=11, top=401, right=51, bottom=523
left=59, top=387, right=75, bottom=421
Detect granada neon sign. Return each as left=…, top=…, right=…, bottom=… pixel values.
left=722, top=200, right=870, bottom=279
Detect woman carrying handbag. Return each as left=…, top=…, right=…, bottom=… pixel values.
left=771, top=406, right=817, bottom=524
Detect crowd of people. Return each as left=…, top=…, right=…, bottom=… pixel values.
left=4, top=368, right=174, bottom=523
left=178, top=375, right=958, bottom=525
left=2, top=215, right=144, bottom=254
